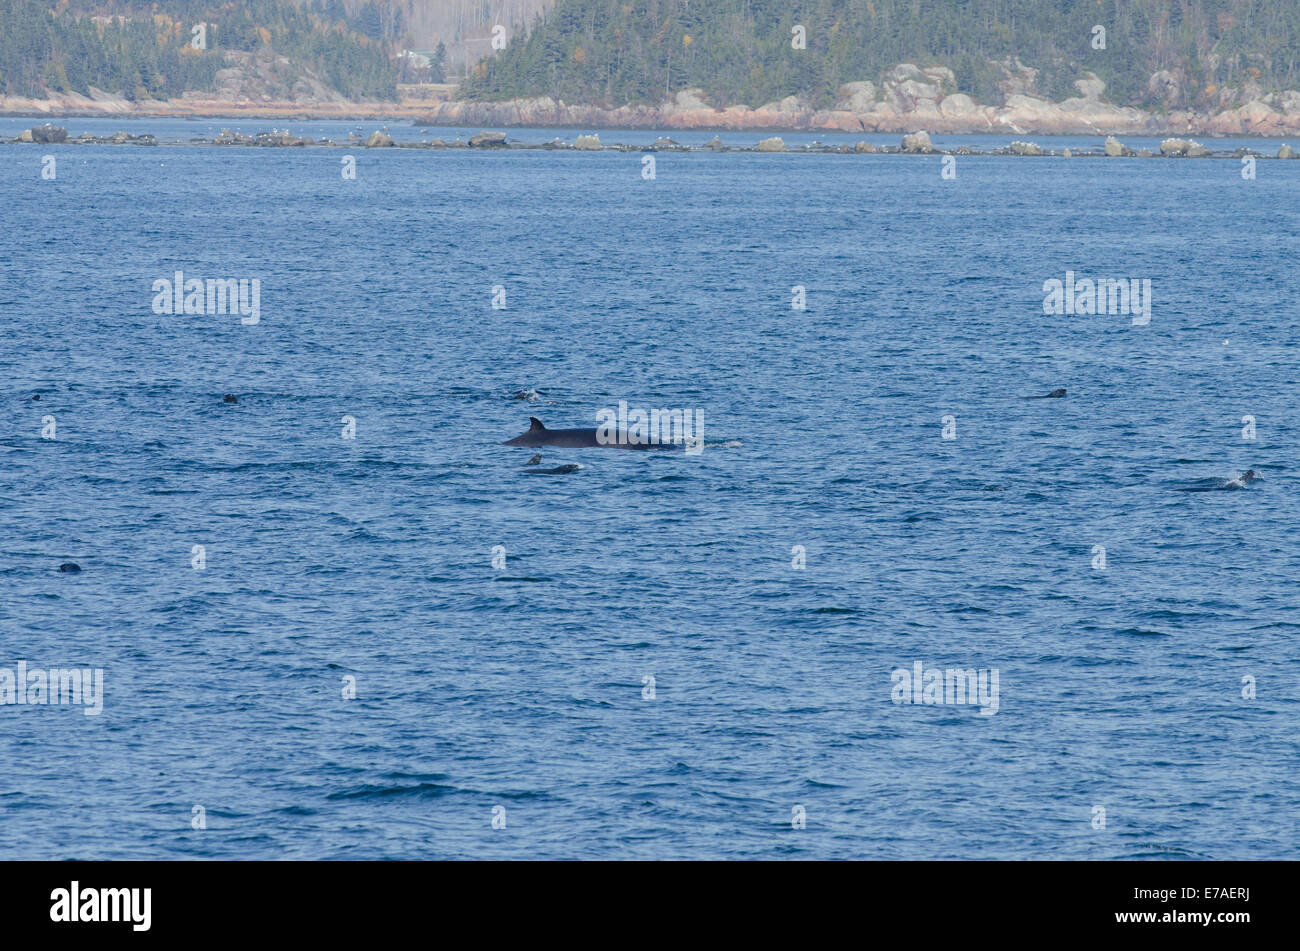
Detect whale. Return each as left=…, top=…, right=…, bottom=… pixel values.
left=521, top=452, right=580, bottom=473
left=1177, top=470, right=1261, bottom=492
left=524, top=463, right=585, bottom=475
left=1022, top=388, right=1066, bottom=399
left=503, top=417, right=677, bottom=450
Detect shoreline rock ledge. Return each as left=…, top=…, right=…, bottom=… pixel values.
left=413, top=72, right=1300, bottom=136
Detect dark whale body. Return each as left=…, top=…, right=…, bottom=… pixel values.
left=1178, top=469, right=1261, bottom=492
left=504, top=417, right=675, bottom=450
left=1022, top=388, right=1066, bottom=399
left=524, top=463, right=584, bottom=475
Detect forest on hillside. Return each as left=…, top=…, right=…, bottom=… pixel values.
left=458, top=0, right=1300, bottom=109
left=0, top=0, right=398, bottom=100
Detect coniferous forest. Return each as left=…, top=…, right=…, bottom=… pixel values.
left=0, top=0, right=398, bottom=101
left=6, top=1, right=1300, bottom=108
left=458, top=0, right=1300, bottom=109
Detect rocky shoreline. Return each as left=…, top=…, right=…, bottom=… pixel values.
left=0, top=87, right=425, bottom=122
left=415, top=92, right=1300, bottom=137
left=6, top=123, right=1297, bottom=159
left=8, top=65, right=1300, bottom=137
left=416, top=68, right=1300, bottom=137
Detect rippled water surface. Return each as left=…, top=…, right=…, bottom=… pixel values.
left=1, top=121, right=1297, bottom=859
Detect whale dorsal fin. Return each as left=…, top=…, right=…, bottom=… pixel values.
left=528, top=417, right=546, bottom=431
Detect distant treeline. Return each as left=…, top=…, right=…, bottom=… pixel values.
left=0, top=0, right=397, bottom=100
left=460, top=0, right=1300, bottom=109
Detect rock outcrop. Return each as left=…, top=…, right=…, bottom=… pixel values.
left=214, top=129, right=256, bottom=145
left=11, top=55, right=1300, bottom=138
left=1160, top=137, right=1210, bottom=157
left=28, top=124, right=67, bottom=143
left=468, top=130, right=508, bottom=147
left=255, top=130, right=310, bottom=146
left=756, top=136, right=785, bottom=152
left=405, top=63, right=1300, bottom=137
left=1009, top=140, right=1043, bottom=155
left=901, top=130, right=933, bottom=153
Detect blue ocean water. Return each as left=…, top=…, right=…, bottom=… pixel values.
left=1, top=121, right=1297, bottom=859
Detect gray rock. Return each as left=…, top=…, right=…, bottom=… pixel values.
left=705, top=135, right=726, bottom=151
left=1280, top=144, right=1295, bottom=159
left=214, top=129, right=256, bottom=146
left=1104, top=136, right=1131, bottom=157
left=30, top=124, right=67, bottom=144
left=469, top=130, right=508, bottom=148
left=1009, top=140, right=1044, bottom=156
left=574, top=134, right=602, bottom=150
left=256, top=130, right=309, bottom=147
left=901, top=130, right=933, bottom=153
left=1160, top=137, right=1211, bottom=157
left=756, top=136, right=786, bottom=152
left=836, top=81, right=877, bottom=112
left=890, top=64, right=926, bottom=83
left=365, top=131, right=395, bottom=148
left=854, top=141, right=877, bottom=153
